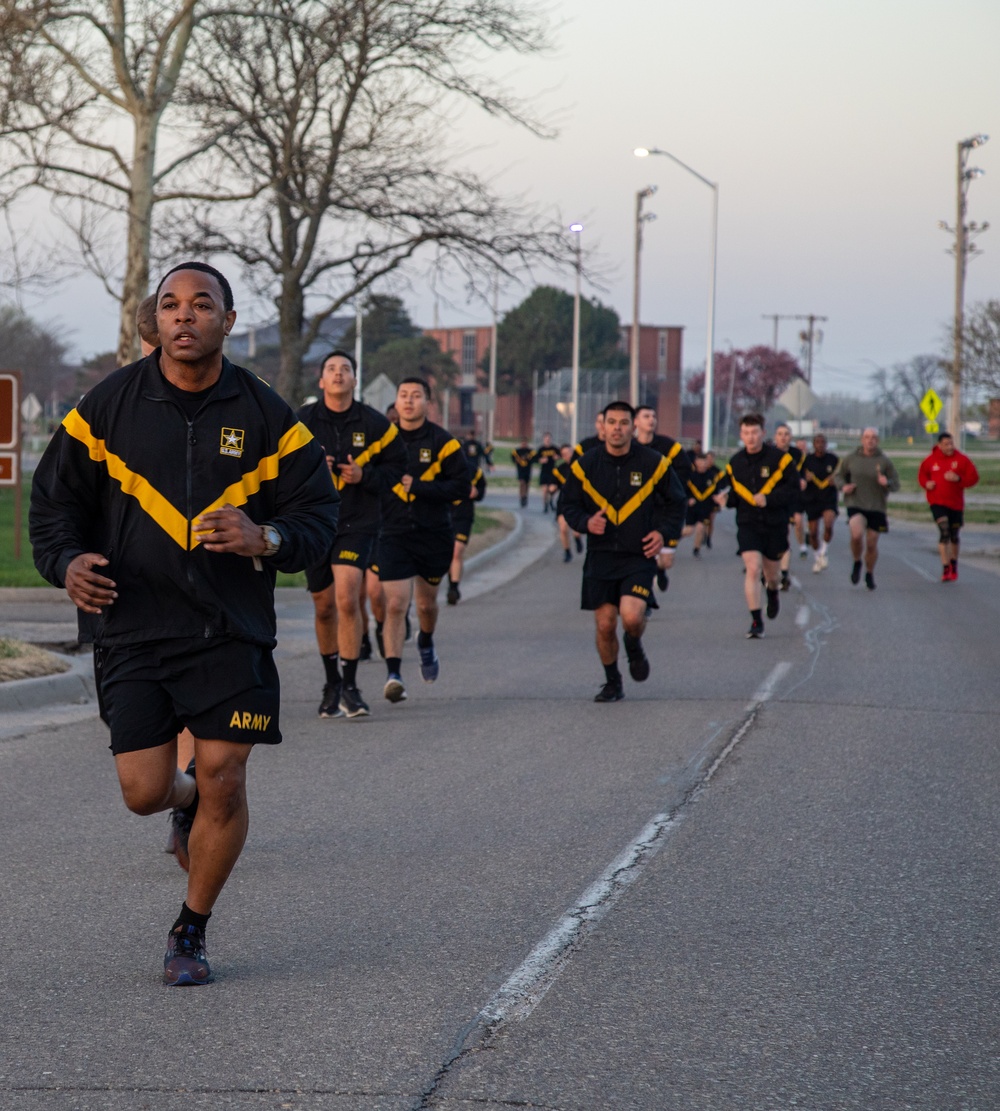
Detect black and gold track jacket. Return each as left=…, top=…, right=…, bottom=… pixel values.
left=560, top=442, right=685, bottom=555
left=380, top=419, right=468, bottom=536
left=640, top=432, right=692, bottom=487
left=724, top=444, right=798, bottom=526
left=30, top=354, right=340, bottom=648
left=296, top=398, right=406, bottom=536
left=687, top=465, right=727, bottom=503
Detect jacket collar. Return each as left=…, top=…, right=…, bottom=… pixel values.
left=141, top=351, right=243, bottom=401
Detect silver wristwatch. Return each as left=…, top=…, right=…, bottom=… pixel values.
left=260, top=524, right=282, bottom=557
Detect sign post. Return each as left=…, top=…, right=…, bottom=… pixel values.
left=0, top=370, right=23, bottom=559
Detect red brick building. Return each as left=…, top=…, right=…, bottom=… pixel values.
left=618, top=324, right=685, bottom=438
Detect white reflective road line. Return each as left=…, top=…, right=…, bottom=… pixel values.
left=897, top=554, right=937, bottom=583
left=796, top=605, right=810, bottom=627
left=479, top=660, right=791, bottom=1035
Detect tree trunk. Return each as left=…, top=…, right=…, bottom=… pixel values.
left=117, top=110, right=158, bottom=368
left=275, top=280, right=307, bottom=404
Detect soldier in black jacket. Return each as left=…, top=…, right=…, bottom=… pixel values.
left=298, top=349, right=407, bottom=719
left=533, top=432, right=561, bottom=513
left=773, top=422, right=807, bottom=589
left=30, top=262, right=340, bottom=987
left=511, top=438, right=534, bottom=506
left=374, top=377, right=468, bottom=703
left=447, top=456, right=487, bottom=605
left=634, top=405, right=692, bottom=592
left=724, top=413, right=799, bottom=638
left=561, top=401, right=686, bottom=702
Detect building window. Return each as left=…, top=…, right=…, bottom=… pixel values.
left=462, top=332, right=477, bottom=378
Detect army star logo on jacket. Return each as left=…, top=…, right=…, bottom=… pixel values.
left=630, top=471, right=643, bottom=487
left=760, top=465, right=770, bottom=478
left=352, top=432, right=366, bottom=448
left=419, top=447, right=432, bottom=463
left=220, top=428, right=245, bottom=458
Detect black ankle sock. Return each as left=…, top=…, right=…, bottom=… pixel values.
left=173, top=902, right=210, bottom=933
left=417, top=630, right=433, bottom=649
left=623, top=632, right=642, bottom=655
left=603, top=661, right=621, bottom=683
left=322, top=652, right=340, bottom=685
left=951, top=558, right=958, bottom=571
left=751, top=608, right=762, bottom=623
left=386, top=656, right=402, bottom=676
left=341, top=658, right=359, bottom=687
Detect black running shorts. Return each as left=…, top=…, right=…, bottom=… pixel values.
left=847, top=507, right=888, bottom=533
left=685, top=501, right=714, bottom=526
left=736, top=520, right=789, bottom=562
left=374, top=530, right=453, bottom=585
left=305, top=533, right=376, bottom=592
left=929, top=504, right=963, bottom=528
left=95, top=638, right=281, bottom=755
left=805, top=490, right=839, bottom=521
left=452, top=502, right=475, bottom=545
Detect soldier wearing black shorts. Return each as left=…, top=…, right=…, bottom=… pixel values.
left=374, top=377, right=469, bottom=702
left=552, top=444, right=584, bottom=562
left=512, top=438, right=534, bottom=507
left=634, top=405, right=691, bottom=592
left=682, top=453, right=726, bottom=556
left=801, top=433, right=839, bottom=573
left=30, top=262, right=339, bottom=986
left=447, top=456, right=486, bottom=604
left=724, top=413, right=799, bottom=638
left=534, top=432, right=561, bottom=513
left=560, top=401, right=685, bottom=702
left=299, top=349, right=406, bottom=718
left=773, top=423, right=806, bottom=589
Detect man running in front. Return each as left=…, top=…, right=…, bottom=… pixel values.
left=30, top=262, right=339, bottom=985
left=560, top=401, right=685, bottom=702
left=917, top=431, right=979, bottom=582
left=837, top=427, right=900, bottom=591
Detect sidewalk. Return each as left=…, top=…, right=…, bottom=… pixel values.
left=0, top=495, right=556, bottom=722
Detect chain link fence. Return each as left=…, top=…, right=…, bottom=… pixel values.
left=532, top=368, right=655, bottom=445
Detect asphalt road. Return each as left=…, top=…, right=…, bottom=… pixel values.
left=2, top=496, right=999, bottom=1110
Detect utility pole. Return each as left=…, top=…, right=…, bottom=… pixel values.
left=630, top=186, right=657, bottom=408
left=761, top=313, right=797, bottom=350
left=793, top=314, right=828, bottom=385
left=940, top=134, right=989, bottom=438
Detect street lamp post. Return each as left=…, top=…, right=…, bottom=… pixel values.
left=630, top=187, right=657, bottom=408
left=487, top=274, right=498, bottom=447
left=634, top=146, right=718, bottom=450
left=569, top=223, right=584, bottom=446
left=940, top=134, right=989, bottom=439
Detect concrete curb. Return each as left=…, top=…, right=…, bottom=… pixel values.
left=465, top=509, right=525, bottom=573
left=0, top=649, right=97, bottom=712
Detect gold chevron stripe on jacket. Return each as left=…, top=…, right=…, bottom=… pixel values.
left=725, top=452, right=794, bottom=507
left=569, top=455, right=669, bottom=526
left=330, top=422, right=400, bottom=491
left=62, top=409, right=314, bottom=549
left=392, top=437, right=461, bottom=502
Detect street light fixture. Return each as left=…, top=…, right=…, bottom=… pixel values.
left=569, top=223, right=584, bottom=446
left=630, top=187, right=657, bottom=408
left=939, top=133, right=989, bottom=439
left=634, top=146, right=718, bottom=450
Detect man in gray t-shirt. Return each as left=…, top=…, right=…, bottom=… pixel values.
left=836, top=427, right=900, bottom=590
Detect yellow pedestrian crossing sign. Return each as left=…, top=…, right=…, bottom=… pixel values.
left=920, top=389, right=943, bottom=421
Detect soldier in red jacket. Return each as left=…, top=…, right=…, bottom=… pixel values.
left=917, top=432, right=979, bottom=582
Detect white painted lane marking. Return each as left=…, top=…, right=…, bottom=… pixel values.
left=477, top=661, right=791, bottom=1035
left=796, top=604, right=810, bottom=627
left=897, top=554, right=937, bottom=582
left=747, top=661, right=792, bottom=708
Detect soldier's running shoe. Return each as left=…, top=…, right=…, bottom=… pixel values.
left=656, top=569, right=669, bottom=592
left=163, top=924, right=213, bottom=986
left=418, top=644, right=440, bottom=682
left=168, top=760, right=198, bottom=873
left=624, top=633, right=650, bottom=682
left=850, top=561, right=862, bottom=585
left=384, top=674, right=407, bottom=703
left=746, top=617, right=765, bottom=639
left=766, top=588, right=780, bottom=620
left=865, top=572, right=876, bottom=591
left=594, top=678, right=625, bottom=702
left=319, top=681, right=344, bottom=718
left=562, top=549, right=572, bottom=562
left=359, top=632, right=373, bottom=661
left=447, top=582, right=461, bottom=604
left=339, top=685, right=370, bottom=718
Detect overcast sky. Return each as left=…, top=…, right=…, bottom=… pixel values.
left=16, top=0, right=1000, bottom=398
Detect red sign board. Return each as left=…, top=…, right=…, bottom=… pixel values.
left=0, top=371, right=18, bottom=449
left=0, top=451, right=16, bottom=484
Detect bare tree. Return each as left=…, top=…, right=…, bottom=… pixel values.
left=0, top=0, right=245, bottom=364
left=962, top=300, right=1000, bottom=395
left=171, top=0, right=573, bottom=401
left=868, top=354, right=948, bottom=431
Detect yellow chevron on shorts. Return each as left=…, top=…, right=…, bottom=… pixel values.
left=62, top=410, right=313, bottom=550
